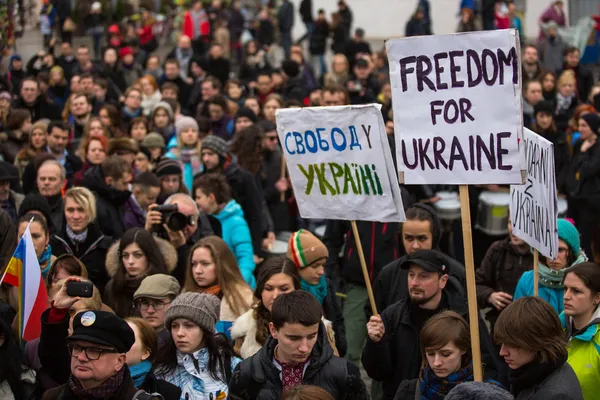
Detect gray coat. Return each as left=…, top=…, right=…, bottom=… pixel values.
left=515, top=363, right=583, bottom=400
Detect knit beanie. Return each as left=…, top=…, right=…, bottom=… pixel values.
left=558, top=218, right=580, bottom=255
left=581, top=113, right=600, bottom=136
left=445, top=382, right=514, bottom=400
left=175, top=116, right=199, bottom=137
left=234, top=107, right=258, bottom=124
left=18, top=194, right=53, bottom=231
left=201, top=135, right=228, bottom=159
left=287, top=229, right=329, bottom=268
left=164, top=292, right=220, bottom=333
left=142, top=132, right=166, bottom=149
left=152, top=101, right=174, bottom=119
left=155, top=158, right=182, bottom=178
left=533, top=100, right=554, bottom=116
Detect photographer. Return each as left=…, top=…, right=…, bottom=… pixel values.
left=345, top=58, right=380, bottom=105
left=145, top=193, right=216, bottom=285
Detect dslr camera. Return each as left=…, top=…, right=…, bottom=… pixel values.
left=155, top=204, right=195, bottom=231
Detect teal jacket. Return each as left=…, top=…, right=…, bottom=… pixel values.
left=514, top=270, right=565, bottom=315
left=561, top=308, right=600, bottom=400
left=215, top=200, right=256, bottom=289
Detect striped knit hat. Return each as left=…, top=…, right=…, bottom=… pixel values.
left=287, top=229, right=329, bottom=269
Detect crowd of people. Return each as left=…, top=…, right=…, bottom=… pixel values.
left=0, top=0, right=598, bottom=399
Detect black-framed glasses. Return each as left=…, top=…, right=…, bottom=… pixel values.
left=136, top=299, right=171, bottom=310
left=67, top=343, right=117, bottom=360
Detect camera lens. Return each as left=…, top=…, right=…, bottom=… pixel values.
left=167, top=212, right=189, bottom=231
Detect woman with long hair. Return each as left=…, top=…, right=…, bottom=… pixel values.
left=45, top=254, right=88, bottom=289
left=322, top=54, right=349, bottom=87
left=541, top=71, right=557, bottom=101
left=230, top=124, right=264, bottom=177
left=99, top=104, right=123, bottom=138
left=47, top=66, right=69, bottom=110
left=155, top=293, right=241, bottom=399
left=139, top=75, right=162, bottom=117
left=495, top=297, right=583, bottom=399
left=72, top=135, right=108, bottom=186
left=262, top=94, right=283, bottom=124
left=561, top=263, right=600, bottom=399
left=243, top=96, right=262, bottom=118
left=554, top=70, right=579, bottom=132
left=103, top=228, right=176, bottom=318
left=231, top=255, right=300, bottom=358
left=0, top=108, right=31, bottom=164
left=395, top=311, right=500, bottom=399
left=184, top=236, right=254, bottom=322
left=129, top=116, right=150, bottom=144
left=17, top=213, right=54, bottom=279
left=124, top=317, right=181, bottom=400
left=14, top=120, right=48, bottom=179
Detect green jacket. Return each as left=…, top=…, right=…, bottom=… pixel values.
left=561, top=308, right=600, bottom=400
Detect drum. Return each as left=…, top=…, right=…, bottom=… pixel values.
left=268, top=240, right=288, bottom=255
left=558, top=198, right=568, bottom=219
left=314, top=225, right=326, bottom=238
left=476, top=191, right=511, bottom=236
left=433, top=191, right=461, bottom=220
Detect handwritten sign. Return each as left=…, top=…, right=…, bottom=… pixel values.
left=510, top=128, right=558, bottom=259
left=275, top=105, right=405, bottom=222
left=386, top=30, right=524, bottom=185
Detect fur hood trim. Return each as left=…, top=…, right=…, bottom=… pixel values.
left=105, top=236, right=178, bottom=277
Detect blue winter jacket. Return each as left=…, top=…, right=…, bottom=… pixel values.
left=215, top=200, right=256, bottom=289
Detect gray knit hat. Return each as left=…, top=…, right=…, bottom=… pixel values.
left=142, top=132, right=166, bottom=149
left=201, top=134, right=228, bottom=158
left=445, top=382, right=514, bottom=400
left=164, top=292, right=221, bottom=333
left=152, top=101, right=174, bottom=119
left=175, top=116, right=199, bottom=137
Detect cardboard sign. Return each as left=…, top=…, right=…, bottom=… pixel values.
left=510, top=128, right=558, bottom=259
left=275, top=104, right=405, bottom=222
left=386, top=29, right=524, bottom=185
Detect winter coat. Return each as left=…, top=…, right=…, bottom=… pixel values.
left=11, top=96, right=61, bottom=122
left=51, top=221, right=111, bottom=292
left=0, top=368, right=38, bottom=400
left=260, top=149, right=292, bottom=232
left=323, top=220, right=401, bottom=287
left=41, top=367, right=139, bottom=400
left=156, top=348, right=241, bottom=400
left=362, top=277, right=501, bottom=399
left=228, top=322, right=368, bottom=400
left=121, top=64, right=144, bottom=89
left=405, top=17, right=431, bottom=37
left=475, top=238, right=533, bottom=324
left=82, top=165, right=131, bottom=239
left=24, top=338, right=60, bottom=391
left=231, top=309, right=263, bottom=360
left=206, top=57, right=231, bottom=87
left=102, top=63, right=128, bottom=93
left=255, top=20, right=275, bottom=47
left=299, top=0, right=313, bottom=23
left=538, top=5, right=566, bottom=41
left=122, top=195, right=146, bottom=230
left=182, top=9, right=210, bottom=40
left=142, top=90, right=162, bottom=116
left=554, top=95, right=579, bottom=133
left=534, top=128, right=570, bottom=194
left=0, top=130, right=28, bottom=164
left=310, top=20, right=329, bottom=55
left=160, top=76, right=191, bottom=107
left=514, top=362, right=582, bottom=400
left=561, top=308, right=600, bottom=400
left=238, top=52, right=272, bottom=86
left=277, top=1, right=294, bottom=32
left=214, top=200, right=255, bottom=288
left=103, top=236, right=178, bottom=318
left=71, top=160, right=96, bottom=187
left=323, top=276, right=346, bottom=357
left=281, top=76, right=308, bottom=103
left=567, top=140, right=600, bottom=202
left=139, top=371, right=181, bottom=400
left=538, top=36, right=566, bottom=74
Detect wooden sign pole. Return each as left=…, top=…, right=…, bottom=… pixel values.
left=533, top=249, right=539, bottom=296
left=458, top=185, right=483, bottom=382
left=350, top=220, right=378, bottom=316
left=280, top=156, right=287, bottom=202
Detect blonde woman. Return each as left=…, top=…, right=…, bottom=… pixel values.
left=14, top=120, right=48, bottom=179
left=554, top=69, right=579, bottom=132
left=323, top=54, right=350, bottom=87
left=139, top=75, right=162, bottom=116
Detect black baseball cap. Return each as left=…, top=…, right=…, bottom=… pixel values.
left=400, top=249, right=449, bottom=274
left=68, top=310, right=135, bottom=353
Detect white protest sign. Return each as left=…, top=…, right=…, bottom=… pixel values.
left=510, top=128, right=558, bottom=259
left=386, top=29, right=525, bottom=185
left=275, top=104, right=405, bottom=222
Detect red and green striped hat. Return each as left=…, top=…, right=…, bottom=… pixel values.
left=287, top=229, right=329, bottom=269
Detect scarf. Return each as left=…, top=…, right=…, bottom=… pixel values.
left=555, top=92, right=573, bottom=113
left=201, top=284, right=222, bottom=296
left=538, top=262, right=566, bottom=288
left=130, top=360, right=152, bottom=388
left=68, top=365, right=125, bottom=399
left=39, top=245, right=53, bottom=278
left=508, top=353, right=567, bottom=395
left=180, top=147, right=202, bottom=174
left=300, top=276, right=328, bottom=305
left=274, top=347, right=308, bottom=392
left=123, top=107, right=142, bottom=119
left=419, top=362, right=474, bottom=400
left=67, top=225, right=88, bottom=244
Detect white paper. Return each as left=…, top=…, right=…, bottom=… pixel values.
left=510, top=128, right=559, bottom=259
left=276, top=105, right=405, bottom=222
left=386, top=29, right=524, bottom=185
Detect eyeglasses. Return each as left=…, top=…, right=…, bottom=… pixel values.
left=67, top=343, right=117, bottom=360
left=137, top=299, right=171, bottom=310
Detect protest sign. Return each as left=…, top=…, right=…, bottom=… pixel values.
left=510, top=128, right=559, bottom=260
left=275, top=104, right=405, bottom=222
left=386, top=29, right=524, bottom=185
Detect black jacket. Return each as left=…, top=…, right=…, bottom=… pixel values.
left=51, top=221, right=111, bottom=292
left=310, top=20, right=329, bottom=55
left=140, top=371, right=181, bottom=400
left=533, top=128, right=570, bottom=194
left=41, top=367, right=139, bottom=400
left=299, top=0, right=313, bottom=23
left=56, top=56, right=77, bottom=80
left=323, top=276, right=346, bottom=357
left=228, top=323, right=369, bottom=400
left=260, top=149, right=292, bottom=232
left=281, top=75, right=308, bottom=103
left=277, top=1, right=294, bottom=32
left=0, top=130, right=28, bottom=164
left=206, top=57, right=231, bottom=87
left=0, top=208, right=16, bottom=271
left=362, top=278, right=502, bottom=399
left=12, top=96, right=61, bottom=122
left=343, top=40, right=371, bottom=70
left=256, top=19, right=275, bottom=47
left=82, top=165, right=130, bottom=239
left=405, top=17, right=431, bottom=37
left=160, top=75, right=191, bottom=107
left=567, top=139, right=600, bottom=202
left=323, top=220, right=401, bottom=287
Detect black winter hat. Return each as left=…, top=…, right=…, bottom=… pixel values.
left=68, top=310, right=135, bottom=353
left=534, top=100, right=554, bottom=116
left=18, top=194, right=54, bottom=233
left=281, top=59, right=300, bottom=78
left=234, top=107, right=258, bottom=124
left=581, top=112, right=600, bottom=135
left=155, top=158, right=182, bottom=178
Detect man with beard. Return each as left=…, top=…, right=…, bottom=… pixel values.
left=522, top=80, right=543, bottom=129
left=12, top=77, right=61, bottom=122
left=82, top=156, right=132, bottom=239
left=362, top=249, right=501, bottom=399
left=521, top=44, right=543, bottom=83
left=70, top=93, right=93, bottom=143
left=194, top=76, right=221, bottom=120
left=46, top=121, right=82, bottom=186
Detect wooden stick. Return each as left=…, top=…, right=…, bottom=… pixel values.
left=533, top=249, right=539, bottom=296
left=280, top=156, right=287, bottom=202
left=350, top=220, right=378, bottom=316
left=458, top=185, right=483, bottom=382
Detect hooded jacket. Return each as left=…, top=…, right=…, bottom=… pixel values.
left=103, top=236, right=178, bottom=318
left=228, top=323, right=369, bottom=400
left=82, top=165, right=131, bottom=239
left=215, top=199, right=256, bottom=288
left=362, top=277, right=501, bottom=399
left=560, top=307, right=600, bottom=400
